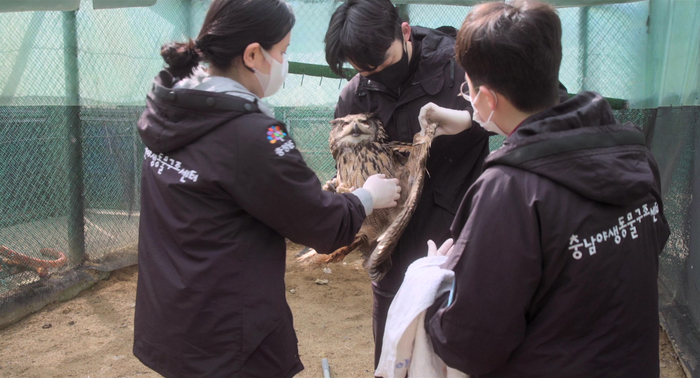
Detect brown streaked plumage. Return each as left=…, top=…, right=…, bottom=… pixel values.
left=298, top=113, right=437, bottom=281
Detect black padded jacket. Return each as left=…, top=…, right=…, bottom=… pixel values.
left=427, top=92, right=670, bottom=378
left=133, top=70, right=366, bottom=378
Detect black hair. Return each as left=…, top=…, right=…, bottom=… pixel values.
left=324, top=0, right=402, bottom=78
left=456, top=0, right=562, bottom=112
left=161, top=0, right=295, bottom=79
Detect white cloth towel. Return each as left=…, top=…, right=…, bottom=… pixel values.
left=375, top=255, right=468, bottom=378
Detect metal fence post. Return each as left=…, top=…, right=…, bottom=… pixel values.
left=63, top=10, right=85, bottom=266
left=579, top=6, right=589, bottom=92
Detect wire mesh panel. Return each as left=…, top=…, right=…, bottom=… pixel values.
left=0, top=12, right=69, bottom=107
left=0, top=0, right=190, bottom=296
left=80, top=106, right=143, bottom=265
left=276, top=106, right=337, bottom=184
left=644, top=106, right=700, bottom=377
left=0, top=106, right=72, bottom=290
left=76, top=0, right=191, bottom=106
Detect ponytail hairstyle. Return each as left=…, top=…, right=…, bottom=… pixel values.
left=160, top=0, right=295, bottom=79
left=160, top=39, right=201, bottom=79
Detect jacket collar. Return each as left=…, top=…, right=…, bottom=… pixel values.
left=357, top=26, right=454, bottom=99
left=139, top=70, right=262, bottom=153
left=483, top=92, right=654, bottom=207
left=174, top=65, right=274, bottom=118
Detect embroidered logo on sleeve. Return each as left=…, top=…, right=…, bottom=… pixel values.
left=267, top=126, right=287, bottom=144
left=144, top=147, right=199, bottom=183
left=265, top=125, right=295, bottom=156
left=274, top=140, right=296, bottom=156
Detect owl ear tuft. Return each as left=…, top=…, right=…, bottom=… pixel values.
left=365, top=113, right=383, bottom=130
left=365, top=113, right=388, bottom=143
left=365, top=113, right=381, bottom=124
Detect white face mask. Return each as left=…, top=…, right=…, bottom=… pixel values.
left=254, top=48, right=288, bottom=98
left=471, top=90, right=506, bottom=136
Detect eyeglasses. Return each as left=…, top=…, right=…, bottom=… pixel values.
left=459, top=81, right=476, bottom=102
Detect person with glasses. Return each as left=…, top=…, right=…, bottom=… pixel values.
left=416, top=1, right=670, bottom=376
left=134, top=0, right=401, bottom=376
left=323, top=0, right=492, bottom=369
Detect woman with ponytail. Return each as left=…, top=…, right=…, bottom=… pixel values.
left=134, top=0, right=400, bottom=377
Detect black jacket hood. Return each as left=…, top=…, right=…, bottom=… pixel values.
left=486, top=92, right=655, bottom=206
left=138, top=70, right=260, bottom=153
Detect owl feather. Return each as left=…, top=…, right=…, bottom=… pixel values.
left=298, top=113, right=437, bottom=281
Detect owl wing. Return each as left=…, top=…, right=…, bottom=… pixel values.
left=365, top=122, right=438, bottom=281
left=384, top=141, right=411, bottom=166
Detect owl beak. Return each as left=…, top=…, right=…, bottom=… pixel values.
left=351, top=122, right=361, bottom=137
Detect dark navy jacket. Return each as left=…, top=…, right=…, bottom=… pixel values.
left=427, top=92, right=670, bottom=378
left=134, top=70, right=366, bottom=378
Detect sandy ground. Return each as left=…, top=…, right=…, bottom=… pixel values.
left=0, top=242, right=689, bottom=378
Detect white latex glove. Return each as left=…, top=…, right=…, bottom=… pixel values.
left=419, top=102, right=472, bottom=137
left=362, top=174, right=401, bottom=209
left=427, top=238, right=454, bottom=257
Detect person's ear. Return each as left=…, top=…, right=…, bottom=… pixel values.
left=242, top=42, right=262, bottom=71
left=479, top=85, right=498, bottom=111
left=401, top=22, right=411, bottom=42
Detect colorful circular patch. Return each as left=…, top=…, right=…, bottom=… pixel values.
left=267, top=126, right=287, bottom=144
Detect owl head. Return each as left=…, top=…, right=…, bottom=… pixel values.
left=328, top=113, right=388, bottom=155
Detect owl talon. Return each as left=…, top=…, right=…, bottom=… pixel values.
left=323, top=178, right=339, bottom=192
left=297, top=249, right=332, bottom=266
left=297, top=249, right=348, bottom=266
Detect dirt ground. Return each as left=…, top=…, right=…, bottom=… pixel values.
left=0, top=242, right=689, bottom=378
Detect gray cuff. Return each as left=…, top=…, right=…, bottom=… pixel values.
left=351, top=188, right=374, bottom=216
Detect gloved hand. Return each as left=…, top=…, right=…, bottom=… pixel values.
left=427, top=238, right=454, bottom=257
left=362, top=174, right=401, bottom=209
left=419, top=102, right=472, bottom=137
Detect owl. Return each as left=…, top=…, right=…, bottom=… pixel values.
left=298, top=113, right=437, bottom=281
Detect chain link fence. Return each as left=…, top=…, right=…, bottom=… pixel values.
left=1, top=0, right=699, bottom=374
left=0, top=0, right=185, bottom=300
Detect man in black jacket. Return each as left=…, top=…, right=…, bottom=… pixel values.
left=324, top=0, right=491, bottom=368
left=423, top=1, right=670, bottom=377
